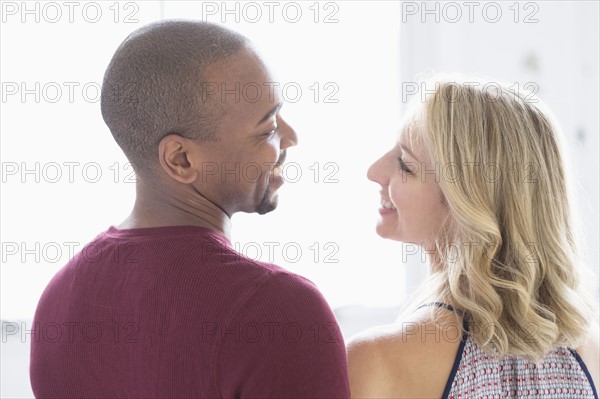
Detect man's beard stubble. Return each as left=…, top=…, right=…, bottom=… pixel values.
left=256, top=186, right=277, bottom=215
left=256, top=150, right=285, bottom=215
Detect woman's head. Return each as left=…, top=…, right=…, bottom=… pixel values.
left=371, top=75, right=596, bottom=362
left=369, top=78, right=572, bottom=250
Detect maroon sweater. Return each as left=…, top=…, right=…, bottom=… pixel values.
left=30, top=225, right=350, bottom=398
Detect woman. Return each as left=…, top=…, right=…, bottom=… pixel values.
left=347, top=78, right=599, bottom=398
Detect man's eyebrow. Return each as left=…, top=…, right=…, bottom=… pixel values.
left=400, top=144, right=419, bottom=161
left=256, top=103, right=283, bottom=126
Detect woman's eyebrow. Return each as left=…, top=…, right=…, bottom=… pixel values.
left=400, top=144, right=419, bottom=161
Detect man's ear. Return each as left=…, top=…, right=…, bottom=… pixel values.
left=157, top=134, right=198, bottom=184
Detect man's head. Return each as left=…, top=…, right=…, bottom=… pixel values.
left=101, top=20, right=297, bottom=217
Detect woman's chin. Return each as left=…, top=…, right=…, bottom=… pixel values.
left=375, top=225, right=403, bottom=241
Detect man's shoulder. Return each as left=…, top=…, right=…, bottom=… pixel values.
left=221, top=265, right=343, bottom=345
left=215, top=266, right=349, bottom=397
left=213, top=246, right=322, bottom=301
left=240, top=267, right=328, bottom=313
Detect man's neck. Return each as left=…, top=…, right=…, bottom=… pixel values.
left=118, top=179, right=232, bottom=241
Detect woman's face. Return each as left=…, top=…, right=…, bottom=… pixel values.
left=367, top=125, right=450, bottom=247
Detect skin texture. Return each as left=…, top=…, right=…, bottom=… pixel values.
left=347, top=307, right=463, bottom=398
left=349, top=125, right=600, bottom=398
left=118, top=47, right=298, bottom=240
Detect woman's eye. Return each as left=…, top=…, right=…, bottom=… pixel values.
left=397, top=157, right=413, bottom=174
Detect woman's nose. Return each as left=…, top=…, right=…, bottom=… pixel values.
left=367, top=153, right=390, bottom=186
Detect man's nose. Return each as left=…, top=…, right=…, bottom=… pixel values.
left=277, top=116, right=298, bottom=148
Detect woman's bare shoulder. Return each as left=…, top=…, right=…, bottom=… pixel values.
left=346, top=309, right=464, bottom=398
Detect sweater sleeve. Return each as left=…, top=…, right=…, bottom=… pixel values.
left=216, top=271, right=350, bottom=398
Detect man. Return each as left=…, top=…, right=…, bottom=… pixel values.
left=30, top=20, right=350, bottom=398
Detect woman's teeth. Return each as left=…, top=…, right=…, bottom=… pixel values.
left=381, top=199, right=396, bottom=210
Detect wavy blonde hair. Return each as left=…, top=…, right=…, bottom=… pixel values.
left=400, top=75, right=598, bottom=363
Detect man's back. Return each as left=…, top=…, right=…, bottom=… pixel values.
left=30, top=225, right=349, bottom=398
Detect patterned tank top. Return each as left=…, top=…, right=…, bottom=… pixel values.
left=418, top=302, right=598, bottom=399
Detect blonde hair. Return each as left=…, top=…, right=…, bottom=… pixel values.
left=400, top=75, right=598, bottom=363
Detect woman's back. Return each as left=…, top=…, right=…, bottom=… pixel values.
left=348, top=303, right=599, bottom=398
left=446, top=309, right=598, bottom=398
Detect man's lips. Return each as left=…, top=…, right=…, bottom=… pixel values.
left=275, top=150, right=287, bottom=169
left=271, top=151, right=287, bottom=178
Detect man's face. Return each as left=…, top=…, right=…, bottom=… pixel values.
left=190, top=48, right=298, bottom=216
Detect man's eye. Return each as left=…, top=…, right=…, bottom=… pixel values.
left=265, top=126, right=279, bottom=136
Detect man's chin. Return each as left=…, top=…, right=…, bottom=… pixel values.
left=256, top=191, right=278, bottom=215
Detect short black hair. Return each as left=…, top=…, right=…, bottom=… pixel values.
left=100, top=20, right=248, bottom=177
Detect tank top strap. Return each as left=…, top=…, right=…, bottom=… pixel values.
left=416, top=302, right=470, bottom=399
left=417, top=302, right=470, bottom=331
left=417, top=301, right=464, bottom=317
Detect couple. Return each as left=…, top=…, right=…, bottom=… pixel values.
left=30, top=20, right=598, bottom=398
